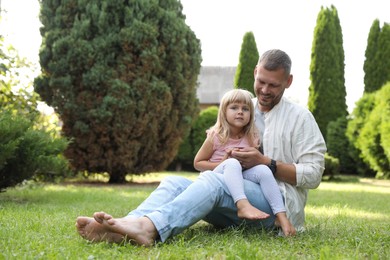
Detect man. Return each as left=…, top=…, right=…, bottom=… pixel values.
left=76, top=49, right=326, bottom=246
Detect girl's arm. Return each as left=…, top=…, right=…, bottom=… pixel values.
left=194, top=136, right=220, bottom=172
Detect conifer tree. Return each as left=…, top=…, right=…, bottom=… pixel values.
left=234, top=32, right=259, bottom=94
left=374, top=23, right=390, bottom=91
left=363, top=19, right=381, bottom=93
left=308, top=6, right=347, bottom=138
left=35, top=0, right=201, bottom=183
left=364, top=21, right=390, bottom=93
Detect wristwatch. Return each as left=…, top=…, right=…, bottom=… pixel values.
left=268, top=159, right=277, bottom=175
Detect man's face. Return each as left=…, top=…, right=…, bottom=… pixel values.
left=253, top=64, right=293, bottom=112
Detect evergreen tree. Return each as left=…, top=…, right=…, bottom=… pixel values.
left=308, top=6, right=347, bottom=138
left=363, top=19, right=381, bottom=93
left=35, top=0, right=201, bottom=183
left=234, top=32, right=259, bottom=95
left=364, top=21, right=390, bottom=93
left=374, top=23, right=390, bottom=91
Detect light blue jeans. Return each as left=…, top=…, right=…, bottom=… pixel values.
left=127, top=170, right=275, bottom=242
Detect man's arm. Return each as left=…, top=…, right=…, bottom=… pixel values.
left=272, top=160, right=296, bottom=185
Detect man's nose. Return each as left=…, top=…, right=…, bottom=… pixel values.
left=262, top=85, right=270, bottom=93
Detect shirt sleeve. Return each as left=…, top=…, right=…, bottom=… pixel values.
left=293, top=112, right=327, bottom=189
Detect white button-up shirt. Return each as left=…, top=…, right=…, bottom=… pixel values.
left=253, top=97, right=326, bottom=231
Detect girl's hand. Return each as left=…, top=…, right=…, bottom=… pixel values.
left=222, top=148, right=233, bottom=161
left=230, top=147, right=266, bottom=169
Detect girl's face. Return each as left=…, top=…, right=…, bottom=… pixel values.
left=225, top=101, right=251, bottom=131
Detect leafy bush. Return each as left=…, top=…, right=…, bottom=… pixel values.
left=326, top=116, right=373, bottom=176
left=323, top=153, right=340, bottom=179
left=172, top=106, right=218, bottom=171
left=347, top=83, right=390, bottom=179
left=0, top=111, right=70, bottom=192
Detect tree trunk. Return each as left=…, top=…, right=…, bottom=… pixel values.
left=108, top=172, right=127, bottom=183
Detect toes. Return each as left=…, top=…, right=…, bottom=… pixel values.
left=93, top=212, right=106, bottom=223
left=76, top=216, right=89, bottom=227
left=103, top=213, right=113, bottom=221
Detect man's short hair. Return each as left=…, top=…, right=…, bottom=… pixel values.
left=258, top=49, right=292, bottom=77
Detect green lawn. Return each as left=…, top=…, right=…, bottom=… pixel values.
left=1, top=173, right=389, bottom=259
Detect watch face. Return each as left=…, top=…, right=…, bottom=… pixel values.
left=269, top=159, right=277, bottom=174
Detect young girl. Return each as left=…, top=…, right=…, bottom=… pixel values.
left=194, top=89, right=295, bottom=236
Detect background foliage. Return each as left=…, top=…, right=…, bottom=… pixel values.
left=172, top=106, right=218, bottom=171
left=0, top=34, right=70, bottom=191
left=347, top=83, right=390, bottom=179
left=0, top=36, right=39, bottom=116
left=308, top=5, right=347, bottom=139
left=234, top=31, right=259, bottom=95
left=0, top=111, right=70, bottom=192
left=364, top=21, right=390, bottom=93
left=35, top=0, right=202, bottom=182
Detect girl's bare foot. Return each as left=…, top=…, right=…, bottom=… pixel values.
left=75, top=216, right=125, bottom=243
left=236, top=199, right=270, bottom=220
left=275, top=212, right=296, bottom=236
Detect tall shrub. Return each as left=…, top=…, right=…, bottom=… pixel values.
left=234, top=32, right=259, bottom=95
left=326, top=117, right=356, bottom=174
left=347, top=83, right=390, bottom=179
left=0, top=35, right=69, bottom=191
left=173, top=106, right=218, bottom=171
left=0, top=111, right=69, bottom=192
left=364, top=21, right=390, bottom=93
left=357, top=83, right=390, bottom=178
left=308, top=5, right=348, bottom=139
left=35, top=0, right=202, bottom=182
left=374, top=23, right=390, bottom=91
left=363, top=19, right=381, bottom=93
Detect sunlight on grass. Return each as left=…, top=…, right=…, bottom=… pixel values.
left=317, top=181, right=390, bottom=194
left=64, top=171, right=199, bottom=184
left=128, top=171, right=199, bottom=183
left=306, top=205, right=387, bottom=220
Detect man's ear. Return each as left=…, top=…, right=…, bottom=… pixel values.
left=253, top=65, right=258, bottom=78
left=286, top=74, right=293, bottom=89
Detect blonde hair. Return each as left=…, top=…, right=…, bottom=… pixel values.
left=211, top=89, right=259, bottom=147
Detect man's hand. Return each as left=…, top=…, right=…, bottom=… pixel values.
left=230, top=147, right=268, bottom=169
left=231, top=147, right=297, bottom=185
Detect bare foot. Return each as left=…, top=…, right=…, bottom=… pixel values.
left=236, top=199, right=270, bottom=220
left=75, top=216, right=125, bottom=243
left=93, top=211, right=158, bottom=247
left=275, top=212, right=296, bottom=236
